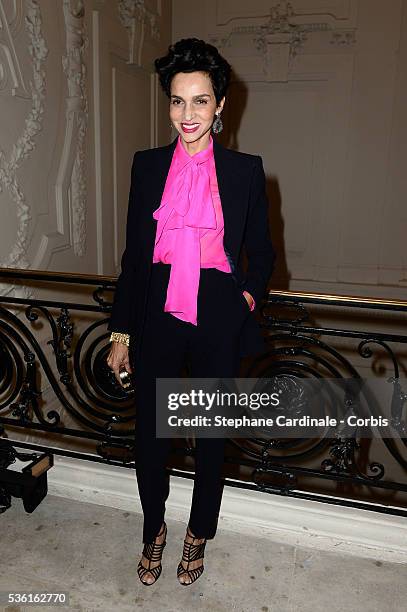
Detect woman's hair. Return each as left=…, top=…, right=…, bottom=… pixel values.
left=154, top=38, right=232, bottom=105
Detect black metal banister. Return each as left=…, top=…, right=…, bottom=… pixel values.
left=0, top=266, right=406, bottom=517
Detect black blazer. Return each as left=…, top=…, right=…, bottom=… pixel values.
left=107, top=135, right=276, bottom=360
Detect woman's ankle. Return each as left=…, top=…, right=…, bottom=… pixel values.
left=143, top=521, right=166, bottom=546
left=186, top=525, right=205, bottom=542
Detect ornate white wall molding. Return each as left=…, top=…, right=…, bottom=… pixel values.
left=254, top=3, right=307, bottom=81
left=209, top=0, right=357, bottom=82
left=62, top=0, right=89, bottom=257
left=0, top=0, right=30, bottom=97
left=118, top=0, right=160, bottom=65
left=329, top=29, right=356, bottom=46
left=0, top=0, right=47, bottom=297
left=215, top=0, right=357, bottom=26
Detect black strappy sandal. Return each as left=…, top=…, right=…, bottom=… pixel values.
left=177, top=525, right=207, bottom=585
left=137, top=521, right=167, bottom=585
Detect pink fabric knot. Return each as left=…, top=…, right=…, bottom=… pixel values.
left=152, top=135, right=217, bottom=325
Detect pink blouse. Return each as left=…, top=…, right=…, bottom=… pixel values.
left=152, top=134, right=254, bottom=324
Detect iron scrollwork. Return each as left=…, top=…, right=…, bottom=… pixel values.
left=0, top=268, right=406, bottom=515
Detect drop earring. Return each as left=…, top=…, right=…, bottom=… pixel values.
left=212, top=111, right=223, bottom=134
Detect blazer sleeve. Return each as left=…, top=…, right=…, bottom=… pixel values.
left=241, top=155, right=276, bottom=305
left=107, top=151, right=142, bottom=335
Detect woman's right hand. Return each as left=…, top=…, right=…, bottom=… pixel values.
left=106, top=342, right=133, bottom=384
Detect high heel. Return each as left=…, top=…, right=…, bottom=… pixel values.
left=137, top=521, right=167, bottom=585
left=177, top=525, right=207, bottom=585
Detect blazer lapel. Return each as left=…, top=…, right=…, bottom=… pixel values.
left=149, top=135, right=178, bottom=214
left=212, top=137, right=238, bottom=258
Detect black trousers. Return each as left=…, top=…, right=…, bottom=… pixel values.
left=131, top=263, right=249, bottom=543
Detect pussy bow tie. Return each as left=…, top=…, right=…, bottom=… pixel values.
left=152, top=137, right=217, bottom=324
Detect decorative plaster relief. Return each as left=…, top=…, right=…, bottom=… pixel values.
left=216, top=0, right=356, bottom=26
left=209, top=1, right=357, bottom=82
left=62, top=0, right=89, bottom=257
left=0, top=0, right=47, bottom=297
left=118, top=0, right=160, bottom=65
left=0, top=0, right=30, bottom=97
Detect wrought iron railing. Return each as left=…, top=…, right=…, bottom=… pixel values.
left=0, top=267, right=406, bottom=516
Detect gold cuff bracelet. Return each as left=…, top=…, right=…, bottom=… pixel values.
left=109, top=332, right=130, bottom=347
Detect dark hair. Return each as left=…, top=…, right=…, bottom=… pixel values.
left=154, top=38, right=232, bottom=105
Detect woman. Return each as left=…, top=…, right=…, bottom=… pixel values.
left=106, top=38, right=275, bottom=586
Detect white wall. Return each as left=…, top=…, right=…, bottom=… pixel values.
left=173, top=0, right=407, bottom=302
left=0, top=0, right=172, bottom=289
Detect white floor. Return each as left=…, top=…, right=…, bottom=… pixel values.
left=0, top=493, right=406, bottom=612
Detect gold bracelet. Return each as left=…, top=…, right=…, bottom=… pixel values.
left=109, top=332, right=130, bottom=347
